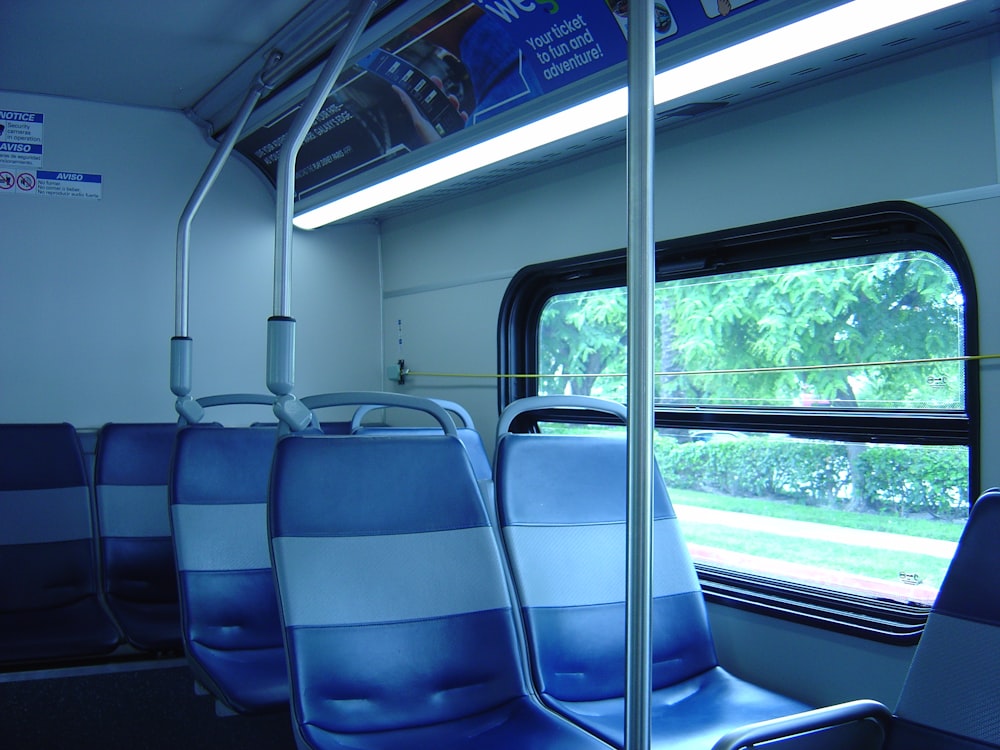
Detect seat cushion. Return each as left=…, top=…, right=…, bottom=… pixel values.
left=549, top=667, right=809, bottom=750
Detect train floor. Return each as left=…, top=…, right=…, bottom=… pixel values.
left=0, top=659, right=298, bottom=749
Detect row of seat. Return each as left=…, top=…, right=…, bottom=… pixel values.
left=17, top=394, right=989, bottom=748
left=9, top=390, right=997, bottom=750
left=168, top=394, right=491, bottom=715
left=0, top=395, right=810, bottom=746
left=0, top=421, right=180, bottom=664
left=261, top=394, right=810, bottom=749
left=0, top=404, right=365, bottom=669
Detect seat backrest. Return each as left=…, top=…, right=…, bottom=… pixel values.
left=169, top=425, right=287, bottom=713
left=269, top=433, right=525, bottom=747
left=0, top=423, right=121, bottom=663
left=889, top=489, right=1000, bottom=749
left=94, top=422, right=181, bottom=652
left=495, top=430, right=717, bottom=704
left=352, top=425, right=493, bottom=482
left=305, top=394, right=491, bottom=477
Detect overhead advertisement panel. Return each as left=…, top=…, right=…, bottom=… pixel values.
left=235, top=0, right=768, bottom=201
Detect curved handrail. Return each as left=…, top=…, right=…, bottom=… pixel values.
left=300, top=392, right=457, bottom=437
left=497, top=395, right=627, bottom=437
left=349, top=398, right=475, bottom=433
left=196, top=393, right=276, bottom=408
left=267, top=0, right=377, bottom=434
left=177, top=393, right=276, bottom=426
left=710, top=699, right=892, bottom=750
left=171, top=53, right=279, bottom=422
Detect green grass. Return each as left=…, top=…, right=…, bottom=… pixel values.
left=668, top=487, right=965, bottom=542
left=682, top=523, right=952, bottom=590
left=669, top=487, right=962, bottom=594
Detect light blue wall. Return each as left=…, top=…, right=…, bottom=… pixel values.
left=379, top=34, right=998, bottom=461
left=375, top=33, right=1000, bottom=707
left=0, top=92, right=383, bottom=427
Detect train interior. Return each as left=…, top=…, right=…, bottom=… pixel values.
left=2, top=0, right=1000, bottom=747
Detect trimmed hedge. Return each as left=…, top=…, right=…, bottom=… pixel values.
left=856, top=446, right=968, bottom=518
left=655, top=437, right=967, bottom=519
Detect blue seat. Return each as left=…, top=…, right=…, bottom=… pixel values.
left=713, top=490, right=1000, bottom=750
left=169, top=424, right=287, bottom=713
left=0, top=423, right=121, bottom=664
left=94, top=422, right=182, bottom=652
left=352, top=423, right=493, bottom=482
left=495, top=396, right=809, bottom=750
left=884, top=488, right=1000, bottom=749
left=269, top=393, right=610, bottom=750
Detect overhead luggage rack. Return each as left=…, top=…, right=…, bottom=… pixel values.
left=194, top=0, right=996, bottom=226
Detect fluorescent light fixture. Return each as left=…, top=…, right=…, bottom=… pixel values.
left=294, top=0, right=967, bottom=229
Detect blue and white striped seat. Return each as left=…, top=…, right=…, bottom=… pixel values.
left=94, top=422, right=181, bottom=652
left=269, top=399, right=610, bottom=749
left=0, top=423, right=120, bottom=664
left=495, top=396, right=808, bottom=750
left=169, top=424, right=287, bottom=713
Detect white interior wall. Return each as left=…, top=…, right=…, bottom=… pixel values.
left=0, top=91, right=383, bottom=428
left=379, top=34, right=998, bottom=457
left=375, top=33, right=1000, bottom=706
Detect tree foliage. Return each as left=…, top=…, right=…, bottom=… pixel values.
left=539, top=252, right=964, bottom=410
left=538, top=251, right=967, bottom=512
left=539, top=288, right=628, bottom=400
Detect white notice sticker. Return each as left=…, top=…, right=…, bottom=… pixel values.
left=0, top=110, right=44, bottom=168
left=35, top=170, right=102, bottom=199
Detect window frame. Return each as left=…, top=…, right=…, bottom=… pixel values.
left=497, top=201, right=979, bottom=643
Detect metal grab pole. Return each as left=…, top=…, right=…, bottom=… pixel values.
left=625, top=0, right=655, bottom=748
left=174, top=55, right=278, bottom=340
left=171, top=54, right=278, bottom=418
left=272, top=0, right=376, bottom=319
left=267, top=0, right=376, bottom=431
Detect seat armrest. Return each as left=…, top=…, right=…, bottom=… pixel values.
left=711, top=699, right=891, bottom=750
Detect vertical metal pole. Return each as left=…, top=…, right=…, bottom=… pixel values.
left=272, top=0, right=376, bottom=320
left=267, top=0, right=376, bottom=430
left=174, top=58, right=276, bottom=341
left=171, top=54, right=277, bottom=415
left=625, top=0, right=655, bottom=748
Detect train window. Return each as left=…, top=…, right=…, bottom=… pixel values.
left=499, top=203, right=978, bottom=640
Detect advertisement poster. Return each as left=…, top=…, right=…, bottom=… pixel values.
left=236, top=0, right=767, bottom=200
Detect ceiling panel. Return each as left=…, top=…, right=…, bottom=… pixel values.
left=0, top=0, right=315, bottom=109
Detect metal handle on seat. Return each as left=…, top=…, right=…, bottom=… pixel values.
left=350, top=398, right=475, bottom=432
left=497, top=395, right=627, bottom=436
left=301, top=392, right=458, bottom=437
left=710, top=699, right=892, bottom=750
left=176, top=393, right=277, bottom=425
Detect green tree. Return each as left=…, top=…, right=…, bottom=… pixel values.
left=538, top=251, right=965, bottom=509
left=661, top=253, right=963, bottom=410
left=540, top=252, right=962, bottom=407
left=539, top=288, right=628, bottom=400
